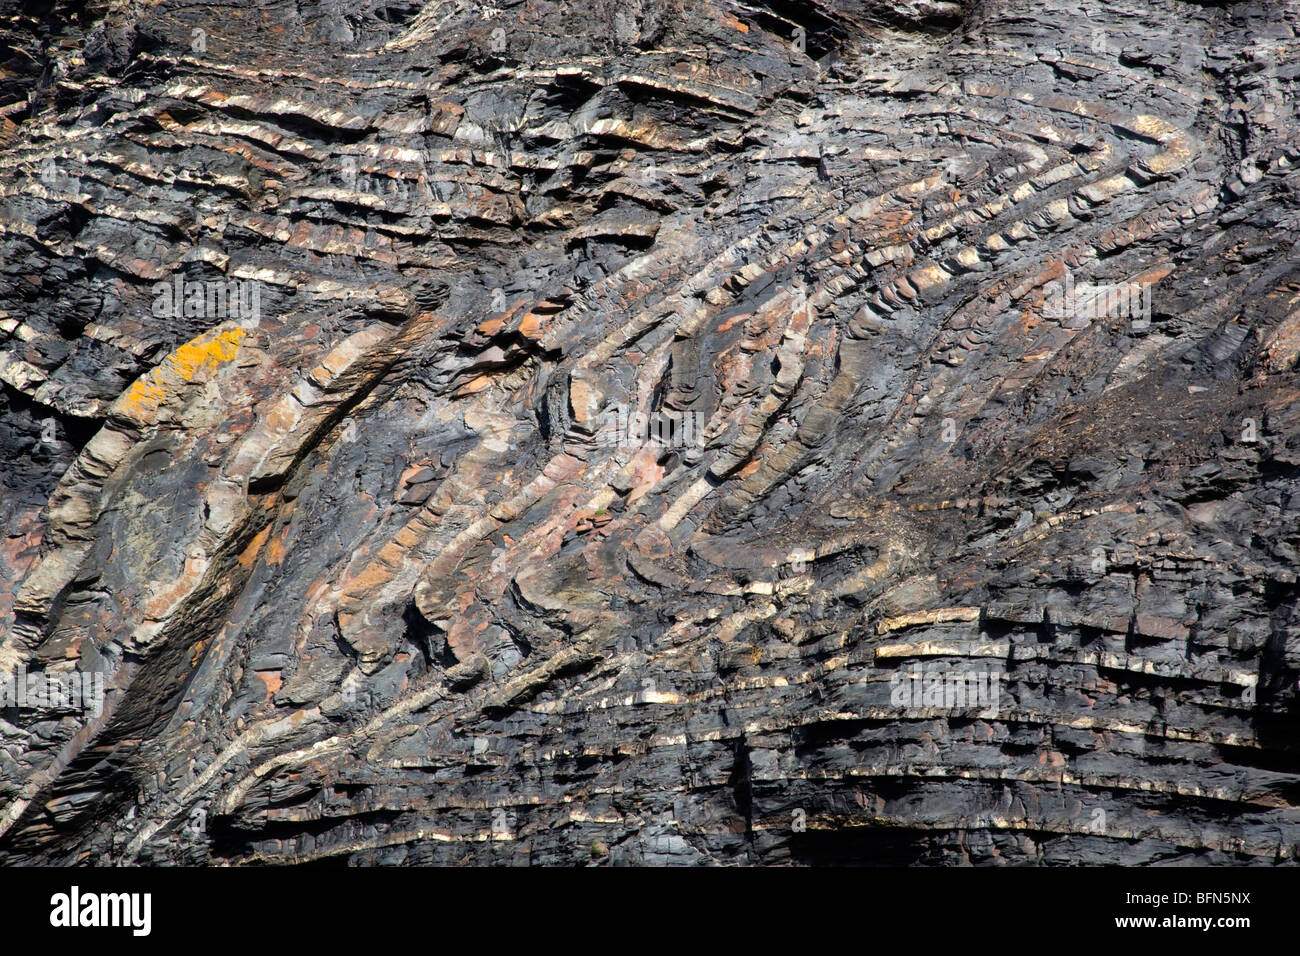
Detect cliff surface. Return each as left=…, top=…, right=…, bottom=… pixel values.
left=2, top=0, right=1300, bottom=865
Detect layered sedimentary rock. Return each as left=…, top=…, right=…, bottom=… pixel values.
left=1, top=0, right=1299, bottom=865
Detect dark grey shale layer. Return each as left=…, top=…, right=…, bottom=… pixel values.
left=1, top=0, right=1299, bottom=865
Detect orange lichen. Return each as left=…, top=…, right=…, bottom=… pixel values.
left=238, top=525, right=271, bottom=570
left=118, top=327, right=247, bottom=421
left=254, top=670, right=282, bottom=697
left=170, top=327, right=246, bottom=381
left=475, top=316, right=506, bottom=336
left=517, top=312, right=543, bottom=340
left=455, top=374, right=493, bottom=397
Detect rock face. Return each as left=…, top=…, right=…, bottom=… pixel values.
left=0, top=0, right=1299, bottom=866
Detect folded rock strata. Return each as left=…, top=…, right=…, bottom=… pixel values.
left=0, top=0, right=1298, bottom=864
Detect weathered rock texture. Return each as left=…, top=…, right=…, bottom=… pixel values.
left=1, top=0, right=1299, bottom=865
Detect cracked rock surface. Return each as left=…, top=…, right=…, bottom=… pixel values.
left=2, top=0, right=1300, bottom=865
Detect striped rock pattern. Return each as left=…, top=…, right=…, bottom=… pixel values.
left=1, top=0, right=1299, bottom=864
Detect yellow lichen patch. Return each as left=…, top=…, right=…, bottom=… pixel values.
left=171, top=327, right=245, bottom=381
left=116, top=326, right=247, bottom=424
left=122, top=378, right=167, bottom=413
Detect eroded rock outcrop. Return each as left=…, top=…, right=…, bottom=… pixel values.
left=1, top=0, right=1299, bottom=865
